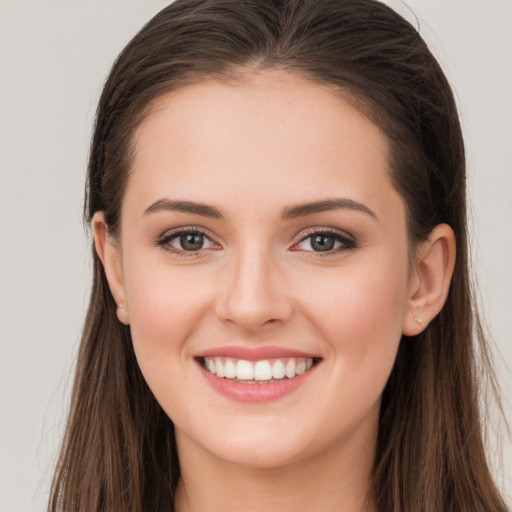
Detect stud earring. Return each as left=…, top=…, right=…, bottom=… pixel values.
left=117, top=304, right=123, bottom=309
left=414, top=316, right=423, bottom=324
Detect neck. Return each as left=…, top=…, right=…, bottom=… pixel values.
left=174, top=428, right=377, bottom=512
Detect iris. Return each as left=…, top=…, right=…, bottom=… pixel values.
left=311, top=234, right=335, bottom=252
left=180, top=232, right=204, bottom=251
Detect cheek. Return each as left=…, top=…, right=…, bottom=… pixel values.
left=297, top=253, right=409, bottom=383
left=283, top=255, right=410, bottom=444
left=124, top=262, right=214, bottom=383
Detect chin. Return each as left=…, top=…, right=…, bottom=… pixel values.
left=211, top=439, right=310, bottom=469
left=176, top=416, right=321, bottom=469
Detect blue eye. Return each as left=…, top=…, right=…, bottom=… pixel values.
left=158, top=229, right=217, bottom=253
left=310, top=234, right=336, bottom=252
left=296, top=231, right=356, bottom=253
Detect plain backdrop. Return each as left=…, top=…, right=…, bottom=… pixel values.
left=0, top=1, right=510, bottom=510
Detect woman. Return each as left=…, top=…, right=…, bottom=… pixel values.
left=48, top=0, right=508, bottom=510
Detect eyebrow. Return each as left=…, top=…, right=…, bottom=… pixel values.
left=143, top=199, right=224, bottom=218
left=281, top=198, right=377, bottom=220
left=143, top=197, right=377, bottom=221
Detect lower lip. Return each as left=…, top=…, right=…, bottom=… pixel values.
left=198, top=361, right=319, bottom=402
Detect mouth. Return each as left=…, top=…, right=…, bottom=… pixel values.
left=195, top=350, right=321, bottom=402
left=199, top=356, right=320, bottom=384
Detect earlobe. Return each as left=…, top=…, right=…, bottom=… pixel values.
left=403, top=224, right=456, bottom=336
left=92, top=212, right=130, bottom=325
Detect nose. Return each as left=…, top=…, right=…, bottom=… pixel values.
left=215, top=246, right=293, bottom=333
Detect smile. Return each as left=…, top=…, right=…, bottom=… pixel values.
left=197, top=352, right=321, bottom=402
left=202, top=356, right=315, bottom=383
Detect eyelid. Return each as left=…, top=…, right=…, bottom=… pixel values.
left=291, top=226, right=357, bottom=253
left=156, top=226, right=221, bottom=254
left=155, top=225, right=356, bottom=256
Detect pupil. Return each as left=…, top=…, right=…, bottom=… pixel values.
left=312, top=234, right=334, bottom=252
left=180, top=233, right=204, bottom=250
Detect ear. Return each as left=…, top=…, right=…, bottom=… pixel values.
left=402, top=223, right=456, bottom=336
left=92, top=212, right=130, bottom=325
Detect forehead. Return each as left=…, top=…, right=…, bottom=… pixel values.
left=125, top=70, right=400, bottom=222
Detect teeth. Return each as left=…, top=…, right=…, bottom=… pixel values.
left=215, top=359, right=224, bottom=377
left=203, top=356, right=316, bottom=382
left=254, top=360, right=272, bottom=381
left=296, top=361, right=306, bottom=375
left=224, top=359, right=236, bottom=379
left=236, top=360, right=254, bottom=380
left=285, top=359, right=296, bottom=379
left=272, top=360, right=285, bottom=379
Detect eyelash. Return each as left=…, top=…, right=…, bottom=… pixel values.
left=156, top=227, right=219, bottom=257
left=156, top=227, right=357, bottom=257
left=292, top=228, right=357, bottom=255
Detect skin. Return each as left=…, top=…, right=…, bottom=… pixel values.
left=94, top=70, right=455, bottom=512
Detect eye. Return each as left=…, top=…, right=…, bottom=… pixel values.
left=294, top=230, right=356, bottom=253
left=158, top=229, right=218, bottom=254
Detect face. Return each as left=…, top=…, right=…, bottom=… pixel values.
left=101, top=71, right=420, bottom=469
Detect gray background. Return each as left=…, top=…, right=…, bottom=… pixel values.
left=0, top=1, right=510, bottom=510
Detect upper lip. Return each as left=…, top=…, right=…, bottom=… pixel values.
left=194, top=345, right=321, bottom=361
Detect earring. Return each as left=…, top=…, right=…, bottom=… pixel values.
left=414, top=316, right=423, bottom=324
left=117, top=304, right=123, bottom=309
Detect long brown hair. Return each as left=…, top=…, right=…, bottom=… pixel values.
left=49, top=1, right=508, bottom=510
